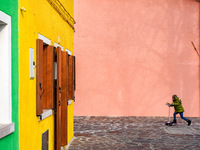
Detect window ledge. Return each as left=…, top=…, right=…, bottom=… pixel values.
left=0, top=123, right=15, bottom=139
left=67, top=100, right=73, bottom=105
left=38, top=109, right=53, bottom=121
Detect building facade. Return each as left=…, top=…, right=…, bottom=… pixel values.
left=74, top=0, right=200, bottom=117
left=0, top=0, right=19, bottom=149
left=0, top=0, right=75, bottom=150
left=19, top=0, right=75, bottom=149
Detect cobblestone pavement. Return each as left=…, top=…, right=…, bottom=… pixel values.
left=67, top=116, right=200, bottom=150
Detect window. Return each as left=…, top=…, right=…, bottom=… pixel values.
left=36, top=38, right=55, bottom=117
left=0, top=10, right=11, bottom=124
left=36, top=35, right=76, bottom=117
left=0, top=10, right=14, bottom=139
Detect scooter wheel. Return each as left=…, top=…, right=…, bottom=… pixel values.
left=165, top=122, right=171, bottom=126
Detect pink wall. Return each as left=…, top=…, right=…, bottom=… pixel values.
left=74, top=0, right=200, bottom=117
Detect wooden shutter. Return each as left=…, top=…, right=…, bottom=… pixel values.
left=66, top=54, right=69, bottom=100
left=72, top=56, right=75, bottom=93
left=36, top=39, right=44, bottom=115
left=61, top=51, right=68, bottom=146
left=43, top=45, right=55, bottom=109
left=68, top=55, right=75, bottom=100
left=55, top=47, right=62, bottom=150
left=43, top=45, right=48, bottom=109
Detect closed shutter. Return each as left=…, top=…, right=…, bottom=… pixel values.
left=45, top=45, right=55, bottom=109
left=61, top=51, right=68, bottom=146
left=72, top=56, right=75, bottom=95
left=36, top=39, right=44, bottom=115
left=68, top=55, right=75, bottom=100
left=55, top=47, right=62, bottom=150
left=68, top=55, right=72, bottom=100
left=43, top=45, right=47, bottom=109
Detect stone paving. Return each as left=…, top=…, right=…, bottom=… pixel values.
left=67, top=116, right=200, bottom=150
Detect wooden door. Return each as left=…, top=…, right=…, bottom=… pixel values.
left=61, top=51, right=68, bottom=146
left=55, top=47, right=62, bottom=150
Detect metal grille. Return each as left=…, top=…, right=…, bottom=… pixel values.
left=42, top=130, right=49, bottom=150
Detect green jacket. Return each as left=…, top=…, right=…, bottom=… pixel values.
left=171, top=97, right=184, bottom=113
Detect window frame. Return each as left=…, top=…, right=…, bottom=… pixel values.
left=0, top=10, right=12, bottom=124
left=0, top=10, right=15, bottom=139
left=36, top=34, right=53, bottom=121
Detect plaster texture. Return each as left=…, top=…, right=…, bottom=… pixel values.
left=74, top=0, right=200, bottom=117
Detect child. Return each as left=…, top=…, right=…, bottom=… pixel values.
left=166, top=95, right=191, bottom=126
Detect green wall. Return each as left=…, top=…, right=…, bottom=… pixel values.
left=0, top=0, right=19, bottom=150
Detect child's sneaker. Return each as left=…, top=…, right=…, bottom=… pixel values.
left=187, top=120, right=191, bottom=126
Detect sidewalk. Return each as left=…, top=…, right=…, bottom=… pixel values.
left=67, top=116, right=200, bottom=150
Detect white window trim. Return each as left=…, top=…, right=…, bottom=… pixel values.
left=38, top=33, right=51, bottom=45
left=38, top=109, right=53, bottom=121
left=0, top=123, right=14, bottom=139
left=54, top=42, right=63, bottom=51
left=67, top=100, right=73, bottom=105
left=66, top=48, right=72, bottom=55
left=0, top=10, right=11, bottom=124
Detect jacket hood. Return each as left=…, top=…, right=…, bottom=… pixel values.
left=173, top=96, right=179, bottom=102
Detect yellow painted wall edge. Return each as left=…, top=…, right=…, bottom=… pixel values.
left=19, top=0, right=74, bottom=149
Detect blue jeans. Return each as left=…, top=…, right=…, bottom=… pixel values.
left=173, top=112, right=188, bottom=121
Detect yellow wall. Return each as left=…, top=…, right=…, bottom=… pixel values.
left=67, top=102, right=74, bottom=143
left=19, top=0, right=74, bottom=149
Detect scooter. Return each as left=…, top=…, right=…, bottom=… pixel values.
left=165, top=103, right=173, bottom=126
